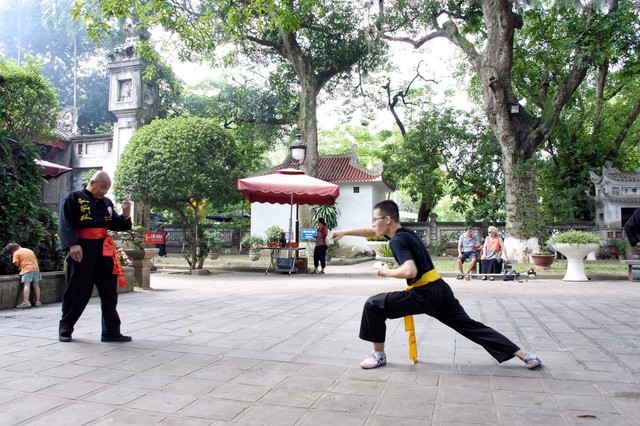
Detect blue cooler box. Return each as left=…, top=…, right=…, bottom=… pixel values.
left=276, top=258, right=293, bottom=268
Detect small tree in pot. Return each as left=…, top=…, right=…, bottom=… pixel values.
left=204, top=231, right=224, bottom=260
left=241, top=235, right=265, bottom=261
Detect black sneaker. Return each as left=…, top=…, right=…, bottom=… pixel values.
left=59, top=334, right=72, bottom=342
left=101, top=334, right=132, bottom=343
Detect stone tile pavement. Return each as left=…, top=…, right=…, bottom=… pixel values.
left=0, top=262, right=639, bottom=425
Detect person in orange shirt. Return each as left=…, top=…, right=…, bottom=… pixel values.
left=4, top=243, right=42, bottom=308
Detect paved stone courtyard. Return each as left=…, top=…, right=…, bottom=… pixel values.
left=0, top=262, right=639, bottom=425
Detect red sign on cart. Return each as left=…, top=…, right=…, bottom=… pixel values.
left=143, top=231, right=165, bottom=244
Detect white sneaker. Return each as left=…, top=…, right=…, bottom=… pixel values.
left=523, top=352, right=542, bottom=369
left=359, top=351, right=386, bottom=369
left=16, top=302, right=31, bottom=309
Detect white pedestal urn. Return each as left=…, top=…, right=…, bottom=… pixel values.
left=554, top=243, right=600, bottom=281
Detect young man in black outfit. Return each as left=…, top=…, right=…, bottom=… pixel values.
left=332, top=200, right=542, bottom=369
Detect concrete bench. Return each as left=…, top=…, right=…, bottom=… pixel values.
left=620, top=260, right=640, bottom=281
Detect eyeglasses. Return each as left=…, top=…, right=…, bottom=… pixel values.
left=372, top=216, right=387, bottom=223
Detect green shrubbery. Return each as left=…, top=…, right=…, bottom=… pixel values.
left=548, top=231, right=602, bottom=245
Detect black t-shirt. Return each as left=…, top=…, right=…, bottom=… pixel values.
left=624, top=207, right=640, bottom=246
left=389, top=227, right=436, bottom=285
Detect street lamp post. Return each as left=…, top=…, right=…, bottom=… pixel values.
left=289, top=134, right=307, bottom=243
left=289, top=134, right=307, bottom=166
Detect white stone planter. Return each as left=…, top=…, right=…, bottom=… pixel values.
left=554, top=243, right=600, bottom=281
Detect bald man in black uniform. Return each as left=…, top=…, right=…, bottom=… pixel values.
left=58, top=171, right=133, bottom=343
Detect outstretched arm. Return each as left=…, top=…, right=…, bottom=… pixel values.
left=331, top=227, right=377, bottom=240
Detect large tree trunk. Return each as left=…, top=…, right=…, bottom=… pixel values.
left=298, top=79, right=320, bottom=178
left=476, top=2, right=540, bottom=240
left=502, top=146, right=539, bottom=237
left=280, top=33, right=323, bottom=178
left=451, top=1, right=544, bottom=259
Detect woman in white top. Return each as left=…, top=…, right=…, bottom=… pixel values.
left=480, top=226, right=507, bottom=280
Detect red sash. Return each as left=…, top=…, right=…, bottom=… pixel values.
left=75, top=228, right=127, bottom=287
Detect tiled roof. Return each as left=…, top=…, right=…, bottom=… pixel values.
left=258, top=155, right=393, bottom=189
left=599, top=161, right=640, bottom=182
left=604, top=170, right=640, bottom=182
left=36, top=139, right=68, bottom=150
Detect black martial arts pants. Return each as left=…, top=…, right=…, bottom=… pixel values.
left=359, top=279, right=520, bottom=363
left=59, top=239, right=122, bottom=337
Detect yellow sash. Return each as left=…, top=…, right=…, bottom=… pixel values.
left=403, top=269, right=440, bottom=364
left=405, top=269, right=441, bottom=290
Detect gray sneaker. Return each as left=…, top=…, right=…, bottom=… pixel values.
left=360, top=352, right=386, bottom=369
left=523, top=352, right=542, bottom=369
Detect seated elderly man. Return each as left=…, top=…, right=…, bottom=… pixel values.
left=457, top=227, right=481, bottom=280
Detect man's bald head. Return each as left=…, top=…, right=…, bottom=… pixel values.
left=86, top=171, right=112, bottom=199
left=92, top=171, right=111, bottom=185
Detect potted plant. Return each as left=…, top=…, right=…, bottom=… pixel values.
left=241, top=235, right=265, bottom=261
left=377, top=243, right=394, bottom=260
left=204, top=230, right=224, bottom=260
left=365, top=236, right=388, bottom=258
left=111, top=226, right=145, bottom=251
left=548, top=231, right=602, bottom=281
left=608, top=238, right=627, bottom=259
left=265, top=225, right=284, bottom=247
left=530, top=248, right=555, bottom=269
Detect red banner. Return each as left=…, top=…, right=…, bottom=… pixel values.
left=143, top=231, right=165, bottom=244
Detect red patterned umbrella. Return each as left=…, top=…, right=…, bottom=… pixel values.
left=238, top=169, right=340, bottom=237
left=237, top=169, right=340, bottom=206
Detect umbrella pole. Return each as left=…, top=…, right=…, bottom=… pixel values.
left=295, top=205, right=299, bottom=243
left=289, top=193, right=293, bottom=239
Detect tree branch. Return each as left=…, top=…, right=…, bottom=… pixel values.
left=610, top=97, right=640, bottom=154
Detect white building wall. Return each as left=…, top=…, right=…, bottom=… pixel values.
left=333, top=182, right=376, bottom=251
left=250, top=203, right=298, bottom=241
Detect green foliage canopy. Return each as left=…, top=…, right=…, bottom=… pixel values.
left=114, top=117, right=247, bottom=209
left=113, top=117, right=248, bottom=269
left=0, top=0, right=123, bottom=134
left=0, top=58, right=59, bottom=138
left=73, top=0, right=388, bottom=177
left=381, top=105, right=502, bottom=222
left=0, top=58, right=61, bottom=274
left=175, top=77, right=297, bottom=172
left=375, top=0, right=640, bottom=239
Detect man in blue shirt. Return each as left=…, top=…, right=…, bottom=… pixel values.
left=457, top=226, right=481, bottom=280
left=332, top=200, right=541, bottom=370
